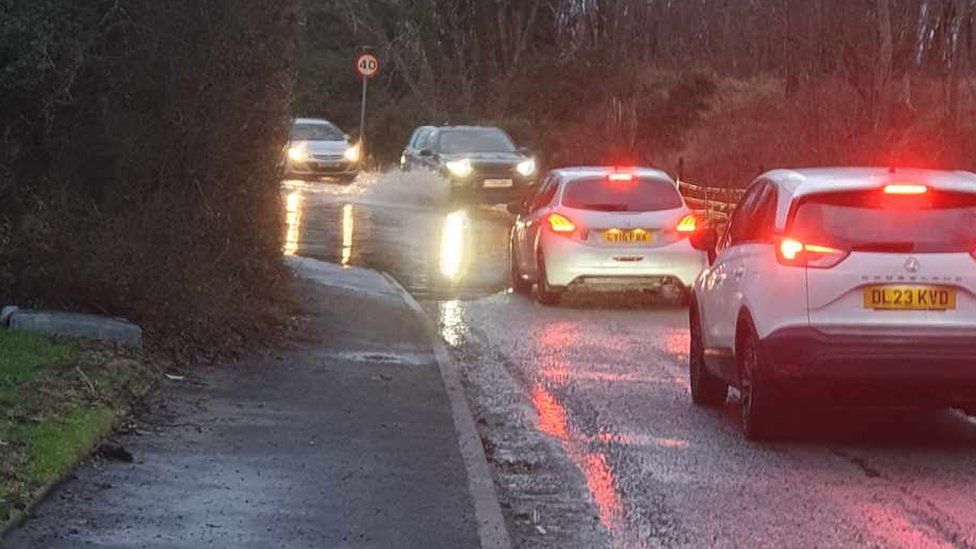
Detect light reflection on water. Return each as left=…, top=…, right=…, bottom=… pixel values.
left=280, top=183, right=509, bottom=299
left=439, top=210, right=467, bottom=281
left=341, top=203, right=354, bottom=267
left=284, top=190, right=303, bottom=256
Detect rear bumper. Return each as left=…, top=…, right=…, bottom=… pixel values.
left=543, top=235, right=706, bottom=289
left=760, top=327, right=976, bottom=401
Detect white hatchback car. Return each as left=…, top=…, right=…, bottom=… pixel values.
left=509, top=167, right=708, bottom=305
left=688, top=167, right=976, bottom=439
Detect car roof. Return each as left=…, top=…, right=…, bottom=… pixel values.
left=293, top=118, right=338, bottom=126
left=764, top=167, right=976, bottom=197
left=763, top=167, right=976, bottom=229
left=550, top=166, right=675, bottom=183
left=432, top=125, right=506, bottom=132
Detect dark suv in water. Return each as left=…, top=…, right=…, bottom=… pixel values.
left=401, top=125, right=537, bottom=203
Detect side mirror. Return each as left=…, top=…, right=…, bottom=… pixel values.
left=506, top=199, right=524, bottom=216
left=517, top=146, right=532, bottom=155
left=419, top=149, right=433, bottom=157
left=690, top=226, right=718, bottom=255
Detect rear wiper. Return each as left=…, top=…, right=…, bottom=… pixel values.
left=850, top=241, right=915, bottom=253
left=581, top=203, right=629, bottom=212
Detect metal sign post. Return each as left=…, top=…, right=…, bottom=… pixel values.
left=354, top=53, right=379, bottom=158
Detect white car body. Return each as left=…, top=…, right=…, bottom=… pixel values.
left=285, top=118, right=359, bottom=181
left=690, top=167, right=976, bottom=438
left=511, top=167, right=708, bottom=303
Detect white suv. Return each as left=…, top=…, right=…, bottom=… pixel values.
left=688, top=168, right=976, bottom=440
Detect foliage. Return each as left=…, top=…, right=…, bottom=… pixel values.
left=300, top=0, right=976, bottom=186
left=0, top=0, right=300, bottom=356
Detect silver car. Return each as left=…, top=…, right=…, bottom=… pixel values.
left=284, top=118, right=360, bottom=183
left=509, top=167, right=708, bottom=305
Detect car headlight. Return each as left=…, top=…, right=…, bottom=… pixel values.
left=516, top=158, right=537, bottom=177
left=343, top=144, right=361, bottom=163
left=445, top=158, right=473, bottom=178
left=287, top=145, right=308, bottom=162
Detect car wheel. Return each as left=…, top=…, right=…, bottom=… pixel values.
left=690, top=307, right=728, bottom=407
left=337, top=174, right=357, bottom=185
left=739, top=324, right=776, bottom=441
left=510, top=238, right=532, bottom=295
left=535, top=251, right=562, bottom=306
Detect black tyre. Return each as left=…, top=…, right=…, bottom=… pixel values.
left=337, top=174, right=357, bottom=185
left=511, top=238, right=532, bottom=295
left=738, top=322, right=776, bottom=441
left=689, top=307, right=728, bottom=407
left=535, top=251, right=562, bottom=306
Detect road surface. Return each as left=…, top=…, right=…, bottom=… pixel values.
left=284, top=173, right=976, bottom=548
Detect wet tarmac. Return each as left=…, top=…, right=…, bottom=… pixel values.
left=288, top=173, right=976, bottom=548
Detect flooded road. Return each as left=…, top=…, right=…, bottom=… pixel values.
left=284, top=173, right=976, bottom=549
left=282, top=172, right=510, bottom=299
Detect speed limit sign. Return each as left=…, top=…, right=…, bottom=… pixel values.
left=355, top=53, right=380, bottom=79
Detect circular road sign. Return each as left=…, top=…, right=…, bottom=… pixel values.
left=355, top=53, right=380, bottom=79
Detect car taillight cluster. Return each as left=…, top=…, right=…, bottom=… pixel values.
left=676, top=214, right=698, bottom=235
left=776, top=238, right=849, bottom=269
left=546, top=213, right=577, bottom=236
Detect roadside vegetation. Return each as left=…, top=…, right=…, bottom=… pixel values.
left=302, top=1, right=976, bottom=185
left=0, top=331, right=155, bottom=522
left=0, top=1, right=300, bottom=359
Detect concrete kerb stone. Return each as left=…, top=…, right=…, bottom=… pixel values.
left=3, top=309, right=142, bottom=348
left=379, top=272, right=513, bottom=549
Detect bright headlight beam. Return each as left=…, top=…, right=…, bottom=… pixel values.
left=287, top=144, right=308, bottom=162
left=343, top=144, right=361, bottom=163
left=445, top=158, right=473, bottom=178
left=516, top=158, right=537, bottom=177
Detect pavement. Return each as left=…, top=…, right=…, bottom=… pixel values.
left=2, top=257, right=501, bottom=548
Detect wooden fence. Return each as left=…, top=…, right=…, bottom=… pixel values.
left=678, top=180, right=745, bottom=222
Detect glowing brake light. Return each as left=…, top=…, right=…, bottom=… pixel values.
left=883, top=184, right=928, bottom=195
left=776, top=237, right=848, bottom=269
left=676, top=214, right=698, bottom=234
left=547, top=213, right=577, bottom=235
left=607, top=173, right=634, bottom=182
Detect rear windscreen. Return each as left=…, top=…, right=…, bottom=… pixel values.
left=790, top=190, right=976, bottom=253
left=561, top=177, right=683, bottom=212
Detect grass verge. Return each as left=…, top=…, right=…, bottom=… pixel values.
left=0, top=331, right=156, bottom=523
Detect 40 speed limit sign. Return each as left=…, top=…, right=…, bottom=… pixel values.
left=355, top=53, right=380, bottom=79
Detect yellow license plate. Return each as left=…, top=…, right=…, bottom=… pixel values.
left=863, top=285, right=956, bottom=310
left=604, top=229, right=651, bottom=244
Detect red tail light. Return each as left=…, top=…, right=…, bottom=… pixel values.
left=776, top=237, right=848, bottom=269
left=676, top=214, right=697, bottom=234
left=547, top=213, right=577, bottom=235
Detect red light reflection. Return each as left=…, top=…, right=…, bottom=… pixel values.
left=530, top=383, right=623, bottom=530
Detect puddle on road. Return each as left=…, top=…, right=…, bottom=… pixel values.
left=281, top=172, right=511, bottom=300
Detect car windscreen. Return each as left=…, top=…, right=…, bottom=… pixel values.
left=789, top=189, right=976, bottom=253
left=436, top=130, right=515, bottom=154
left=561, top=177, right=684, bottom=212
left=291, top=122, right=344, bottom=141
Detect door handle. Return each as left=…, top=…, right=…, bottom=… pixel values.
left=732, top=268, right=745, bottom=280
